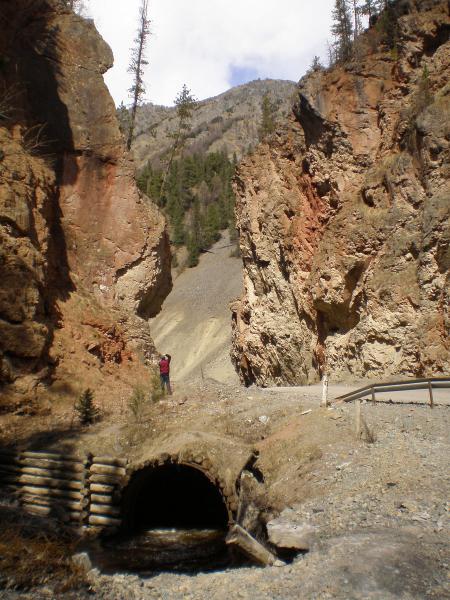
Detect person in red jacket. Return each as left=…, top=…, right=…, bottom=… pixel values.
left=159, top=354, right=172, bottom=395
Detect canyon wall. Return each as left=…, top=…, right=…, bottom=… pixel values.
left=0, top=0, right=172, bottom=407
left=232, top=0, right=449, bottom=385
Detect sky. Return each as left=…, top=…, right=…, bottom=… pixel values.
left=88, top=0, right=336, bottom=107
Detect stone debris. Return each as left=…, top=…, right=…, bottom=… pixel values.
left=266, top=520, right=316, bottom=551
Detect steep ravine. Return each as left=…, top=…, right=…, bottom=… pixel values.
left=232, top=0, right=450, bottom=386
left=0, top=0, right=172, bottom=408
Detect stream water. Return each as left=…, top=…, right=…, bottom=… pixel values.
left=86, top=528, right=230, bottom=574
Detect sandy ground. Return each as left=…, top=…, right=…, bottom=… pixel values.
left=150, top=233, right=242, bottom=385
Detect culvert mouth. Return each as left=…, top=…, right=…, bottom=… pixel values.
left=123, top=463, right=230, bottom=532
left=90, top=462, right=232, bottom=573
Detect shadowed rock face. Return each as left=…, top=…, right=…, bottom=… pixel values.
left=232, top=0, right=450, bottom=386
left=0, top=0, right=171, bottom=406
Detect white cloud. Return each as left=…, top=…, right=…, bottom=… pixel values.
left=88, top=0, right=335, bottom=106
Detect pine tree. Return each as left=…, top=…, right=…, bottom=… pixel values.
left=127, top=0, right=150, bottom=151
left=258, top=93, right=278, bottom=141
left=331, top=0, right=353, bottom=63
left=351, top=0, right=362, bottom=41
left=310, top=55, right=324, bottom=71
left=359, top=0, right=376, bottom=20
left=160, top=84, right=197, bottom=200
left=75, top=388, right=99, bottom=425
left=116, top=101, right=130, bottom=139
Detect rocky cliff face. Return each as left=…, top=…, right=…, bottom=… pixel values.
left=0, top=0, right=171, bottom=408
left=232, top=0, right=449, bottom=386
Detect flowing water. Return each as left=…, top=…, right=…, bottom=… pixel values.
left=87, top=528, right=230, bottom=574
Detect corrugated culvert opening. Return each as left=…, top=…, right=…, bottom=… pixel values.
left=92, top=463, right=232, bottom=573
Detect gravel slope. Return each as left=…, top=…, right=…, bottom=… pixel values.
left=150, top=233, right=243, bottom=385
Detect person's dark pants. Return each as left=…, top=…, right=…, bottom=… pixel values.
left=160, top=373, right=172, bottom=395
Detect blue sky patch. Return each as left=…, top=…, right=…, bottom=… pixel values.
left=229, top=65, right=260, bottom=87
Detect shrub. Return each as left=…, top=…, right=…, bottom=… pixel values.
left=149, top=369, right=163, bottom=402
left=128, top=385, right=147, bottom=423
left=74, top=388, right=99, bottom=425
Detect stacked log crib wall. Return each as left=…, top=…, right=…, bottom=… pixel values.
left=0, top=450, right=127, bottom=531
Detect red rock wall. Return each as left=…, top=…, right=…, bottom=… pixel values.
left=0, top=0, right=171, bottom=407
left=232, top=0, right=450, bottom=385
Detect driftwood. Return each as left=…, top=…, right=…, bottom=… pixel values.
left=226, top=524, right=279, bottom=566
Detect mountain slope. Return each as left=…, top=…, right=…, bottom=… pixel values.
left=150, top=232, right=242, bottom=384
left=131, top=79, right=297, bottom=169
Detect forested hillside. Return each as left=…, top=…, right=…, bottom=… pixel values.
left=138, top=151, right=237, bottom=267
left=133, top=79, right=296, bottom=267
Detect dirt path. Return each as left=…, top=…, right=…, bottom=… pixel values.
left=150, top=233, right=242, bottom=385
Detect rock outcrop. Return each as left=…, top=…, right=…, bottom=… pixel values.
left=0, top=0, right=171, bottom=407
left=232, top=0, right=449, bottom=385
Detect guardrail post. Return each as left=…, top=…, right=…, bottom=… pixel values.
left=355, top=400, right=361, bottom=439
left=428, top=381, right=434, bottom=409
left=371, top=386, right=375, bottom=403
left=321, top=374, right=329, bottom=407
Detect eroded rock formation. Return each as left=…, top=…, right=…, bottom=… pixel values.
left=232, top=0, right=449, bottom=385
left=0, top=0, right=171, bottom=407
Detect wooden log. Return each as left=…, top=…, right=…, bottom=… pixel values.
left=12, top=474, right=83, bottom=490
left=22, top=502, right=81, bottom=520
left=21, top=451, right=85, bottom=463
left=226, top=524, right=278, bottom=566
left=88, top=473, right=122, bottom=485
left=20, top=457, right=86, bottom=472
left=2, top=465, right=85, bottom=482
left=89, top=483, right=115, bottom=494
left=90, top=464, right=126, bottom=477
left=20, top=494, right=83, bottom=511
left=92, top=456, right=127, bottom=468
left=89, top=503, right=121, bottom=517
left=17, top=485, right=84, bottom=501
left=90, top=493, right=115, bottom=505
left=88, top=514, right=121, bottom=527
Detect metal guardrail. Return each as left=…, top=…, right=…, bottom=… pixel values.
left=334, top=376, right=450, bottom=407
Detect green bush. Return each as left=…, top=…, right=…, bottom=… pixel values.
left=74, top=388, right=99, bottom=425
